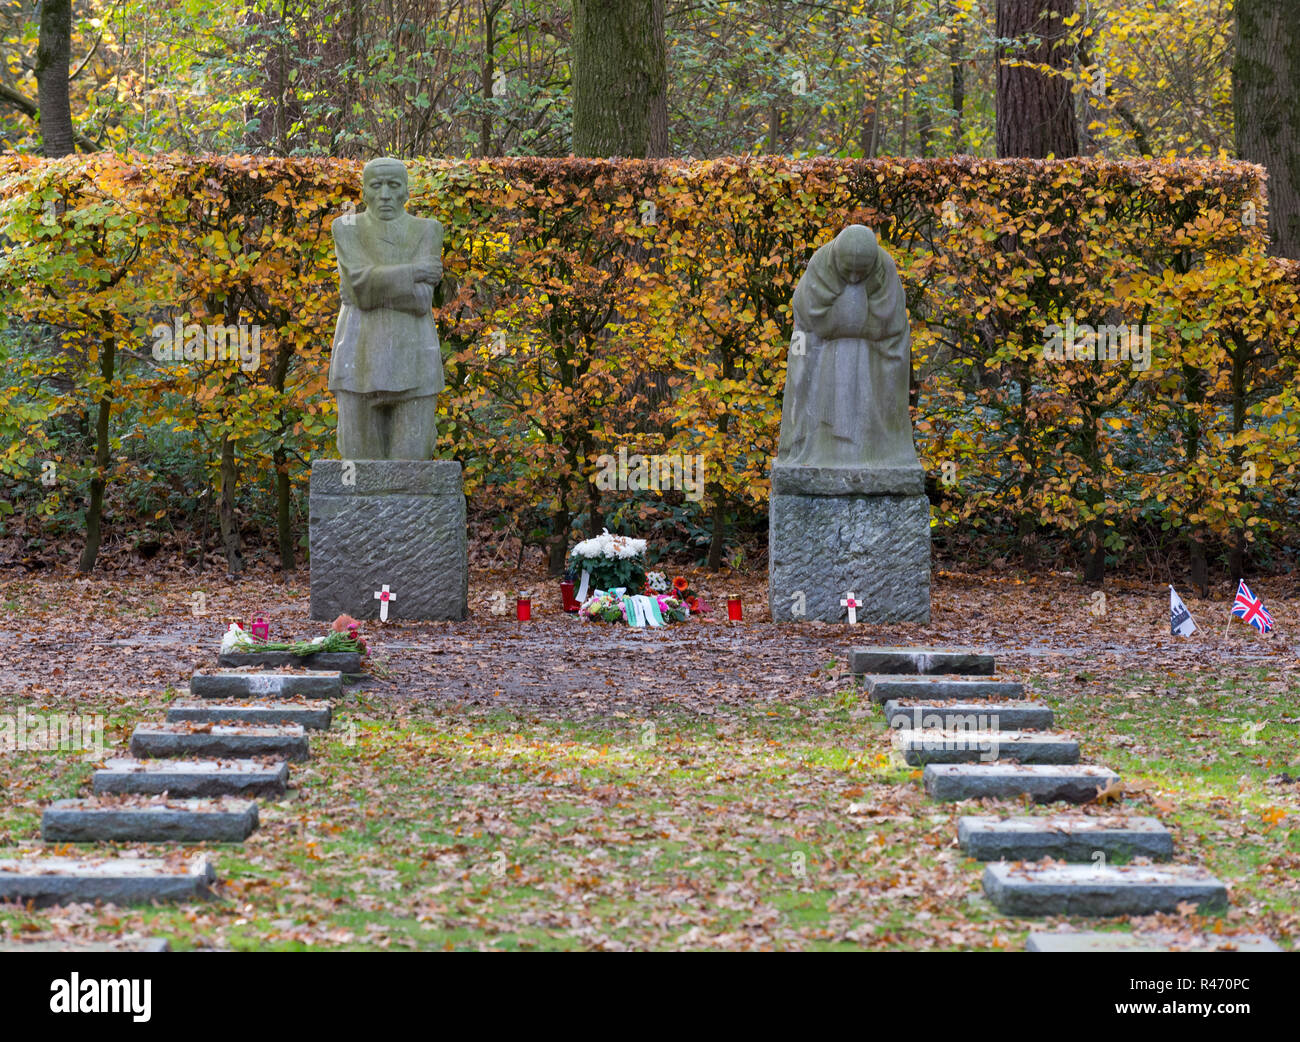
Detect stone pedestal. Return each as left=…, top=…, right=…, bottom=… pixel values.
left=768, top=464, right=930, bottom=623
left=309, top=459, right=467, bottom=621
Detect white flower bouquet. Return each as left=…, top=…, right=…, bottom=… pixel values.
left=567, top=528, right=648, bottom=593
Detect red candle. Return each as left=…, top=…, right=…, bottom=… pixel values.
left=516, top=596, right=532, bottom=621
left=727, top=596, right=742, bottom=622
left=249, top=615, right=270, bottom=642
left=560, top=580, right=580, bottom=613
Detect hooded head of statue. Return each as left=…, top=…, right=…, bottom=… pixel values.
left=831, top=224, right=879, bottom=285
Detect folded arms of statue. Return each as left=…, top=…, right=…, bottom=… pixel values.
left=335, top=227, right=442, bottom=317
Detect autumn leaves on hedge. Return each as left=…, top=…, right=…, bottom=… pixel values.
left=0, top=153, right=1295, bottom=575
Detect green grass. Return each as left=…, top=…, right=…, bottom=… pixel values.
left=0, top=669, right=1296, bottom=950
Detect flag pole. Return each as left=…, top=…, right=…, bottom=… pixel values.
left=1222, top=603, right=1234, bottom=641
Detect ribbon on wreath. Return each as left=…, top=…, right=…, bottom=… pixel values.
left=621, top=594, right=666, bottom=628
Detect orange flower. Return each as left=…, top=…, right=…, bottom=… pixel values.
left=673, top=576, right=688, bottom=593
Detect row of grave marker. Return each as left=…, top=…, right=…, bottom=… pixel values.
left=0, top=665, right=344, bottom=918
left=851, top=646, right=1280, bottom=952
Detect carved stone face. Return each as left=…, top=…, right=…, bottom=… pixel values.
left=362, top=161, right=409, bottom=221
left=832, top=225, right=878, bottom=284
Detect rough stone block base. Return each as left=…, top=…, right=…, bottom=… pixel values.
left=768, top=470, right=930, bottom=623
left=310, top=459, right=467, bottom=621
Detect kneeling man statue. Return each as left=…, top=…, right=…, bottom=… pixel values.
left=310, top=156, right=467, bottom=622
left=329, top=156, right=444, bottom=460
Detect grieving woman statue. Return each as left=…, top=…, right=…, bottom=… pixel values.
left=776, top=224, right=918, bottom=471
left=329, top=157, right=444, bottom=460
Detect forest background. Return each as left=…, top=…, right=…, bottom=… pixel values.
left=0, top=0, right=1296, bottom=594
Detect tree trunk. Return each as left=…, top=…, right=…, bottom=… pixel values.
left=547, top=502, right=571, bottom=577
left=271, top=339, right=295, bottom=572
left=1080, top=412, right=1106, bottom=586
left=1189, top=537, right=1209, bottom=597
left=274, top=445, right=294, bottom=571
left=706, top=493, right=727, bottom=572
left=585, top=467, right=602, bottom=540
left=1017, top=516, right=1038, bottom=570
left=78, top=335, right=116, bottom=572
left=481, top=0, right=502, bottom=156
left=995, top=0, right=1079, bottom=158
left=219, top=436, right=244, bottom=574
left=859, top=103, right=880, bottom=158
left=1227, top=331, right=1251, bottom=585
left=571, top=0, right=666, bottom=157
left=1228, top=531, right=1246, bottom=586
left=706, top=345, right=737, bottom=572
left=197, top=477, right=212, bottom=571
left=647, top=0, right=669, bottom=156
left=948, top=4, right=965, bottom=149
left=1013, top=369, right=1039, bottom=569
left=1083, top=535, right=1106, bottom=585
left=35, top=0, right=75, bottom=157
left=1181, top=362, right=1210, bottom=596
left=1234, top=0, right=1300, bottom=259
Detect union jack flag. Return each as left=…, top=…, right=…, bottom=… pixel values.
left=1231, top=580, right=1274, bottom=634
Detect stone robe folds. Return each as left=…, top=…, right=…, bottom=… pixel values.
left=328, top=211, right=444, bottom=400
left=777, top=226, right=918, bottom=470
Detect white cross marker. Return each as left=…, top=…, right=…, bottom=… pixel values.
left=840, top=592, right=860, bottom=625
left=374, top=584, right=396, bottom=622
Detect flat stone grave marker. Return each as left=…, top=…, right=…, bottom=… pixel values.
left=850, top=646, right=995, bottom=676
left=924, top=763, right=1120, bottom=804
left=1026, top=930, right=1280, bottom=953
left=983, top=862, right=1228, bottom=916
left=43, top=796, right=259, bottom=843
left=130, top=723, right=308, bottom=762
left=168, top=698, right=332, bottom=730
left=93, top=758, right=288, bottom=798
left=0, top=855, right=215, bottom=907
left=191, top=671, right=343, bottom=699
left=217, top=651, right=361, bottom=673
left=883, top=700, right=1054, bottom=731
left=893, top=729, right=1079, bottom=765
left=862, top=675, right=1023, bottom=702
left=958, top=814, right=1173, bottom=861
left=0, top=937, right=171, bottom=952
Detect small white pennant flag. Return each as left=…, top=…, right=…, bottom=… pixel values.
left=1170, top=584, right=1197, bottom=637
